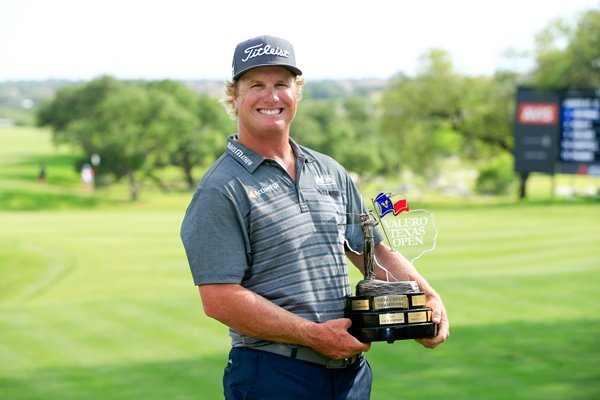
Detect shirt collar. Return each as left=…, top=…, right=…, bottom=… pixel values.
left=289, top=137, right=315, bottom=163
left=226, top=135, right=263, bottom=173
left=226, top=135, right=315, bottom=172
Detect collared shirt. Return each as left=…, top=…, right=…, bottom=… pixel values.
left=181, top=135, right=376, bottom=346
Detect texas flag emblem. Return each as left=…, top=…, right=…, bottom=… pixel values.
left=373, top=193, right=410, bottom=218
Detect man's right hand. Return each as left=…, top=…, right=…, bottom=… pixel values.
left=303, top=318, right=371, bottom=360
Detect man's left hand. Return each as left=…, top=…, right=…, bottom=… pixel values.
left=416, top=297, right=449, bottom=349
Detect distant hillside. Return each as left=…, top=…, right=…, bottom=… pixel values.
left=0, top=78, right=389, bottom=126
left=0, top=80, right=73, bottom=126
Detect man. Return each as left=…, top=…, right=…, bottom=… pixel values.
left=181, top=35, right=449, bottom=400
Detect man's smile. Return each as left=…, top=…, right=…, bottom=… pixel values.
left=258, top=108, right=283, bottom=115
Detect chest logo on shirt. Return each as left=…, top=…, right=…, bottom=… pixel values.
left=247, top=182, right=280, bottom=200
left=315, top=175, right=335, bottom=187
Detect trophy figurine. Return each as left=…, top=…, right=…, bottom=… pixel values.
left=345, top=193, right=437, bottom=343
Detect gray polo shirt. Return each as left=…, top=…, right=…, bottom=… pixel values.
left=181, top=135, right=375, bottom=346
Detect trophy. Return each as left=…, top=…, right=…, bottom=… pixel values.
left=345, top=193, right=438, bottom=343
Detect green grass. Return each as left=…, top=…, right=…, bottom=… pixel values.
left=1, top=126, right=599, bottom=399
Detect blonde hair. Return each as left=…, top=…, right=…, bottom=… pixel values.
left=221, top=74, right=304, bottom=119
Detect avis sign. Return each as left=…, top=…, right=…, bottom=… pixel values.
left=518, top=103, right=559, bottom=125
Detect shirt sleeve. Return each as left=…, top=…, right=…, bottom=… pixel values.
left=180, top=187, right=250, bottom=285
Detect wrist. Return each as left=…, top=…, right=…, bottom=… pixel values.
left=297, top=320, right=320, bottom=348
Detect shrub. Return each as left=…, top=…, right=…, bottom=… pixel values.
left=475, top=156, right=516, bottom=195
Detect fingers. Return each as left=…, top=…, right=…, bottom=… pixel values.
left=416, top=311, right=449, bottom=349
left=432, top=308, right=442, bottom=324
left=344, top=318, right=371, bottom=352
left=338, top=317, right=352, bottom=330
left=427, top=298, right=443, bottom=323
left=414, top=299, right=450, bottom=349
left=317, top=318, right=371, bottom=358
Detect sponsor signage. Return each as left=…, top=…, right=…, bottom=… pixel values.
left=514, top=87, right=600, bottom=176
left=514, top=88, right=561, bottom=174
left=517, top=103, right=559, bottom=125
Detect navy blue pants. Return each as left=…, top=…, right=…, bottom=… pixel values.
left=223, top=347, right=372, bottom=400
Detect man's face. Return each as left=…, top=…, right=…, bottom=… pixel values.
left=234, top=66, right=298, bottom=138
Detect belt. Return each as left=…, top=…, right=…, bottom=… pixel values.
left=251, top=343, right=362, bottom=369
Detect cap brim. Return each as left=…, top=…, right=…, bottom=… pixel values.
left=233, top=64, right=302, bottom=81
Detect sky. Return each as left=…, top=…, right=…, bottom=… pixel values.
left=0, top=0, right=598, bottom=82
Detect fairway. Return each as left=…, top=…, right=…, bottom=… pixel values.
left=1, top=127, right=599, bottom=399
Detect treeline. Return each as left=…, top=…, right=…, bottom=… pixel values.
left=35, top=7, right=599, bottom=200
left=0, top=79, right=386, bottom=125
left=37, top=77, right=234, bottom=200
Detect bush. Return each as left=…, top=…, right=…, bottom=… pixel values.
left=475, top=156, right=516, bottom=195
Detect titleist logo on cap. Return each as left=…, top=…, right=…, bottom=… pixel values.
left=241, top=43, right=290, bottom=63
left=232, top=35, right=302, bottom=80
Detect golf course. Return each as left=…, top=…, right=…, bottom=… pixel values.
left=1, top=126, right=599, bottom=399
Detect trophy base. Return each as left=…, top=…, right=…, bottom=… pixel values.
left=349, top=322, right=437, bottom=344
left=347, top=292, right=426, bottom=311
left=346, top=308, right=432, bottom=326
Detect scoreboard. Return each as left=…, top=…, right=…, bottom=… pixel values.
left=560, top=90, right=600, bottom=163
left=515, top=87, right=600, bottom=176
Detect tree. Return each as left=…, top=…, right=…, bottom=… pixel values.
left=380, top=49, right=465, bottom=178
left=532, top=8, right=600, bottom=88
left=145, top=80, right=234, bottom=190
left=37, top=75, right=121, bottom=138
left=192, top=94, right=236, bottom=183
left=455, top=71, right=518, bottom=158
left=339, top=97, right=391, bottom=179
left=38, top=76, right=183, bottom=200
left=380, top=48, right=523, bottom=198
left=292, top=97, right=388, bottom=186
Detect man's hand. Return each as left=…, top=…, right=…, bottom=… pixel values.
left=416, top=297, right=449, bottom=349
left=304, top=318, right=371, bottom=360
